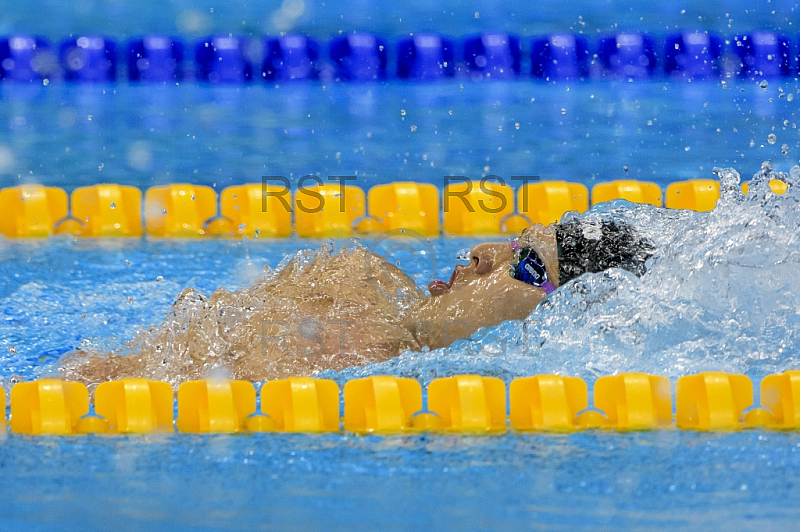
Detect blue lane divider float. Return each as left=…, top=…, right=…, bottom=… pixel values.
left=195, top=35, right=253, bottom=83
left=127, top=36, right=184, bottom=82
left=733, top=32, right=793, bottom=79
left=396, top=34, right=455, bottom=80
left=531, top=34, right=590, bottom=81
left=59, top=36, right=118, bottom=82
left=263, top=34, right=320, bottom=81
left=463, top=32, right=521, bottom=79
left=596, top=33, right=657, bottom=79
left=664, top=31, right=723, bottom=80
left=0, top=35, right=56, bottom=81
left=1, top=31, right=800, bottom=82
left=329, top=33, right=388, bottom=81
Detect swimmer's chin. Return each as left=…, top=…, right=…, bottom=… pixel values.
left=428, top=280, right=450, bottom=296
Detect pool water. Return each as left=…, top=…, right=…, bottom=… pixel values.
left=4, top=0, right=800, bottom=530
left=2, top=431, right=799, bottom=530
left=1, top=80, right=798, bottom=191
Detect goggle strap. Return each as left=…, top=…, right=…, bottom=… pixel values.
left=540, top=279, right=556, bottom=294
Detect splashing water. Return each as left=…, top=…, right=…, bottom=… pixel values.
left=333, top=163, right=800, bottom=384
left=60, top=244, right=426, bottom=388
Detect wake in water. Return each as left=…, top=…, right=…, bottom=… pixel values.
left=336, top=162, right=800, bottom=383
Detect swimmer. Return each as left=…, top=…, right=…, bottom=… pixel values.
left=408, top=218, right=653, bottom=349
left=61, top=218, right=654, bottom=387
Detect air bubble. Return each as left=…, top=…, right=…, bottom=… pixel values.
left=760, top=80, right=768, bottom=89
left=782, top=144, right=789, bottom=155
left=768, top=133, right=777, bottom=145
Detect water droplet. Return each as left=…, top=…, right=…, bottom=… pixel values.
left=768, top=133, right=777, bottom=145
left=8, top=346, right=16, bottom=354
left=760, top=80, right=768, bottom=89
left=788, top=93, right=795, bottom=102
left=109, top=202, right=116, bottom=209
left=456, top=248, right=472, bottom=263
left=561, top=108, right=567, bottom=115
left=156, top=275, right=163, bottom=282
left=400, top=109, right=406, bottom=116
left=782, top=144, right=789, bottom=155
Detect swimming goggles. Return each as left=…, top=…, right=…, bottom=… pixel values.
left=510, top=241, right=556, bottom=294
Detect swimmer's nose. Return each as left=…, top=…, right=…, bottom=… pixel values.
left=472, top=252, right=493, bottom=275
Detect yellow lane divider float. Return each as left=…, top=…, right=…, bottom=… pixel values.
left=0, top=179, right=790, bottom=238
left=0, top=184, right=68, bottom=238
left=4, top=371, right=800, bottom=435
left=591, top=180, right=663, bottom=207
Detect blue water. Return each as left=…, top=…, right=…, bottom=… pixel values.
left=4, top=0, right=800, bottom=530
left=4, top=0, right=800, bottom=41
left=2, top=431, right=799, bottom=531
left=1, top=81, right=798, bottom=191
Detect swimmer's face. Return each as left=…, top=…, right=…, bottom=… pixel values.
left=409, top=224, right=560, bottom=349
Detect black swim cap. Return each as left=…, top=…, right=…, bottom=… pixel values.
left=555, top=218, right=655, bottom=284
